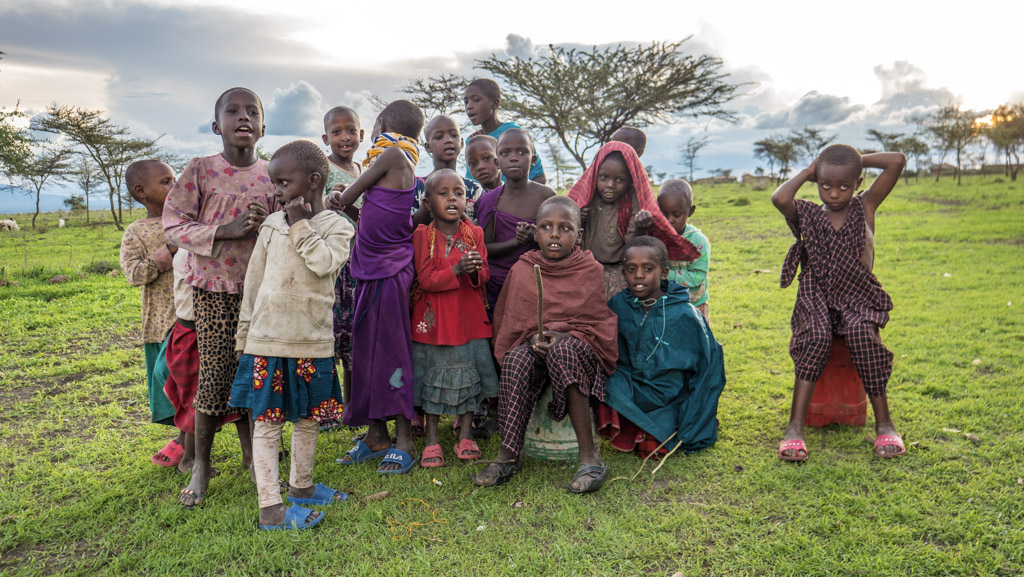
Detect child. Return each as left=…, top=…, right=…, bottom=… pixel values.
left=327, top=99, right=425, bottom=474
left=472, top=196, right=618, bottom=493
left=463, top=78, right=546, bottom=184
left=411, top=169, right=499, bottom=467
left=163, top=87, right=276, bottom=508
left=609, top=126, right=647, bottom=157
left=465, top=135, right=502, bottom=192
left=596, top=236, right=725, bottom=458
left=412, top=115, right=482, bottom=225
left=569, top=142, right=701, bottom=299
left=771, top=145, right=906, bottom=461
left=321, top=106, right=363, bottom=426
left=230, top=140, right=354, bottom=531
left=474, top=129, right=555, bottom=316
left=657, top=179, right=711, bottom=321
left=120, top=159, right=181, bottom=465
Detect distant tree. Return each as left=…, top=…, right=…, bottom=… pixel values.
left=64, top=194, right=87, bottom=213
left=894, top=135, right=930, bottom=183
left=753, top=138, right=778, bottom=181
left=790, top=126, right=834, bottom=163
left=680, top=135, right=709, bottom=182
left=255, top=144, right=273, bottom=162
left=32, top=105, right=161, bottom=230
left=754, top=133, right=799, bottom=183
left=543, top=137, right=579, bottom=191
left=477, top=38, right=742, bottom=169
left=986, top=103, right=1024, bottom=181
left=917, top=102, right=979, bottom=185
left=73, top=157, right=103, bottom=224
left=866, top=129, right=904, bottom=152
left=12, top=142, right=75, bottom=228
left=392, top=73, right=471, bottom=120
left=0, top=103, right=32, bottom=185
left=754, top=166, right=765, bottom=177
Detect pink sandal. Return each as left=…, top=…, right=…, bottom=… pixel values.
left=152, top=439, right=185, bottom=467
left=454, top=438, right=482, bottom=461
left=778, top=439, right=808, bottom=462
left=873, top=434, right=906, bottom=458
left=420, top=444, right=445, bottom=468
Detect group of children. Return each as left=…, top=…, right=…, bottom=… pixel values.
left=120, top=78, right=906, bottom=530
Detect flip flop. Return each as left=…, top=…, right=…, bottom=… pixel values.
left=420, top=444, right=445, bottom=468
left=454, top=438, right=482, bottom=461
left=567, top=460, right=608, bottom=494
left=336, top=440, right=391, bottom=465
left=288, top=482, right=348, bottom=505
left=778, top=439, right=809, bottom=462
left=319, top=420, right=341, bottom=433
left=873, top=434, right=906, bottom=458
left=377, top=448, right=417, bottom=475
left=259, top=503, right=325, bottom=531
left=178, top=489, right=205, bottom=510
left=152, top=440, right=184, bottom=467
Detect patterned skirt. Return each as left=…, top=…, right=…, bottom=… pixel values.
left=332, top=264, right=357, bottom=369
left=229, top=355, right=343, bottom=424
left=413, top=339, right=499, bottom=416
left=602, top=263, right=628, bottom=300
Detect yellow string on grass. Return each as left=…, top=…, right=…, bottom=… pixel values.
left=385, top=498, right=449, bottom=540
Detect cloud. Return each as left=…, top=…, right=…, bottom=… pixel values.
left=865, top=61, right=955, bottom=124
left=754, top=91, right=864, bottom=129
left=505, top=34, right=536, bottom=60
left=265, top=81, right=325, bottom=137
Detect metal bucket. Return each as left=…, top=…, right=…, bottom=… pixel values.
left=522, top=386, right=599, bottom=461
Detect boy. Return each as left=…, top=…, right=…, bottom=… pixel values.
left=597, top=236, right=725, bottom=458
left=657, top=179, right=710, bottom=320
left=327, top=100, right=425, bottom=474
left=465, top=135, right=502, bottom=192
left=771, top=145, right=906, bottom=461
left=120, top=159, right=182, bottom=466
left=412, top=114, right=482, bottom=225
left=473, top=196, right=618, bottom=493
left=463, top=78, right=546, bottom=184
left=609, top=126, right=647, bottom=157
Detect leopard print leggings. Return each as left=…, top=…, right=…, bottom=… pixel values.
left=193, top=288, right=244, bottom=416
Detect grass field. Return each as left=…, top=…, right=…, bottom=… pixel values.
left=1, top=176, right=1022, bottom=576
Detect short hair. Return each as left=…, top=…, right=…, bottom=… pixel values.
left=423, top=168, right=464, bottom=195
left=624, top=235, right=669, bottom=269
left=537, top=195, right=581, bottom=227
left=497, top=128, right=533, bottom=150
left=658, top=178, right=693, bottom=207
left=271, top=140, right=329, bottom=192
left=214, top=87, right=264, bottom=121
left=378, top=99, right=425, bottom=140
left=423, top=115, right=458, bottom=138
left=125, top=159, right=165, bottom=200
left=610, top=126, right=647, bottom=157
left=324, top=106, right=360, bottom=129
left=466, top=134, right=498, bottom=152
left=467, top=78, right=501, bottom=100
left=816, top=144, right=862, bottom=177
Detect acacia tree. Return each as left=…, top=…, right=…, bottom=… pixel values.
left=14, top=142, right=74, bottom=228
left=918, top=102, right=978, bottom=185
left=753, top=134, right=799, bottom=183
left=791, top=126, right=834, bottom=163
left=680, top=135, right=709, bottom=182
left=895, top=135, right=930, bottom=183
left=1, top=104, right=32, bottom=187
left=32, top=105, right=160, bottom=230
left=543, top=138, right=579, bottom=191
left=477, top=38, right=741, bottom=169
left=866, top=129, right=903, bottom=152
left=986, top=103, right=1024, bottom=181
left=73, top=157, right=103, bottom=224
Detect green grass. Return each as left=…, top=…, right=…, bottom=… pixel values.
left=1, top=177, right=1023, bottom=576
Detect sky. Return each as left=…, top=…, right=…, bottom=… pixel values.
left=1, top=0, right=1021, bottom=206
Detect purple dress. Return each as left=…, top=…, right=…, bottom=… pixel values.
left=474, top=185, right=539, bottom=316
left=343, top=184, right=416, bottom=425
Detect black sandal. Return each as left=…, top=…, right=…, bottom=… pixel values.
left=471, top=460, right=518, bottom=487
left=567, top=460, right=608, bottom=494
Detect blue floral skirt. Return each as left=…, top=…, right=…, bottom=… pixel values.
left=229, top=355, right=342, bottom=423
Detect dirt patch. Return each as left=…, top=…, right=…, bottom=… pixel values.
left=0, top=538, right=112, bottom=576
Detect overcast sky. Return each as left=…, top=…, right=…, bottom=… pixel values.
left=1, top=0, right=1020, bottom=199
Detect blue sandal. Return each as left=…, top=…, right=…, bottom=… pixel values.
left=288, top=482, right=348, bottom=505
left=376, top=448, right=417, bottom=475
left=336, top=441, right=391, bottom=465
left=258, top=503, right=325, bottom=531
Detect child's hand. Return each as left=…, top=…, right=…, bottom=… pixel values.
left=805, top=159, right=818, bottom=183
left=514, top=222, right=536, bottom=245
left=166, top=242, right=178, bottom=255
left=632, top=210, right=653, bottom=232
left=325, top=189, right=346, bottom=213
left=456, top=250, right=483, bottom=275
left=218, top=202, right=266, bottom=240
left=284, top=196, right=312, bottom=223
left=579, top=206, right=591, bottom=223
left=530, top=331, right=568, bottom=360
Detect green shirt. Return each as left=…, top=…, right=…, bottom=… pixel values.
left=667, top=224, right=709, bottom=307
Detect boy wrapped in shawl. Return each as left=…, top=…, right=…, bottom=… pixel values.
left=597, top=280, right=726, bottom=456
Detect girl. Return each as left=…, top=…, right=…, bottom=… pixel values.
left=229, top=140, right=355, bottom=530
left=163, top=87, right=275, bottom=509
left=463, top=78, right=546, bottom=184
left=410, top=169, right=499, bottom=467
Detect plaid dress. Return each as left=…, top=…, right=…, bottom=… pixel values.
left=781, top=195, right=894, bottom=397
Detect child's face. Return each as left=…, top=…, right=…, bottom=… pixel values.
left=424, top=117, right=462, bottom=162
left=623, top=246, right=668, bottom=302
left=142, top=162, right=176, bottom=207
left=596, top=156, right=632, bottom=204
left=657, top=192, right=694, bottom=235
left=467, top=141, right=500, bottom=188
left=322, top=110, right=363, bottom=161
left=816, top=163, right=863, bottom=212
left=496, top=133, right=534, bottom=182
left=463, top=85, right=498, bottom=126
left=426, top=173, right=467, bottom=225
left=535, top=205, right=579, bottom=261
left=268, top=155, right=318, bottom=206
left=213, top=89, right=264, bottom=148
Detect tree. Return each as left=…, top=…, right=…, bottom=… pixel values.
left=73, top=157, right=103, bottom=224
left=790, top=126, right=834, bottom=163
left=680, top=135, right=709, bottom=182
left=543, top=138, right=579, bottom=192
left=0, top=103, right=32, bottom=185
left=866, top=129, right=904, bottom=152
left=477, top=38, right=741, bottom=169
left=894, top=135, right=930, bottom=183
left=13, top=142, right=74, bottom=228
left=32, top=105, right=160, bottom=229
left=917, top=102, right=979, bottom=185
left=395, top=73, right=471, bottom=119
left=753, top=134, right=799, bottom=183
left=63, top=194, right=87, bottom=213
left=986, top=103, right=1024, bottom=181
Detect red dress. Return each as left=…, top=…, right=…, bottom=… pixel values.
left=411, top=221, right=492, bottom=346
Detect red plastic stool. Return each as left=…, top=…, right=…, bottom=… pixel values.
left=806, top=337, right=867, bottom=427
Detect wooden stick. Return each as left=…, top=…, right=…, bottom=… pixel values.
left=534, top=264, right=545, bottom=342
